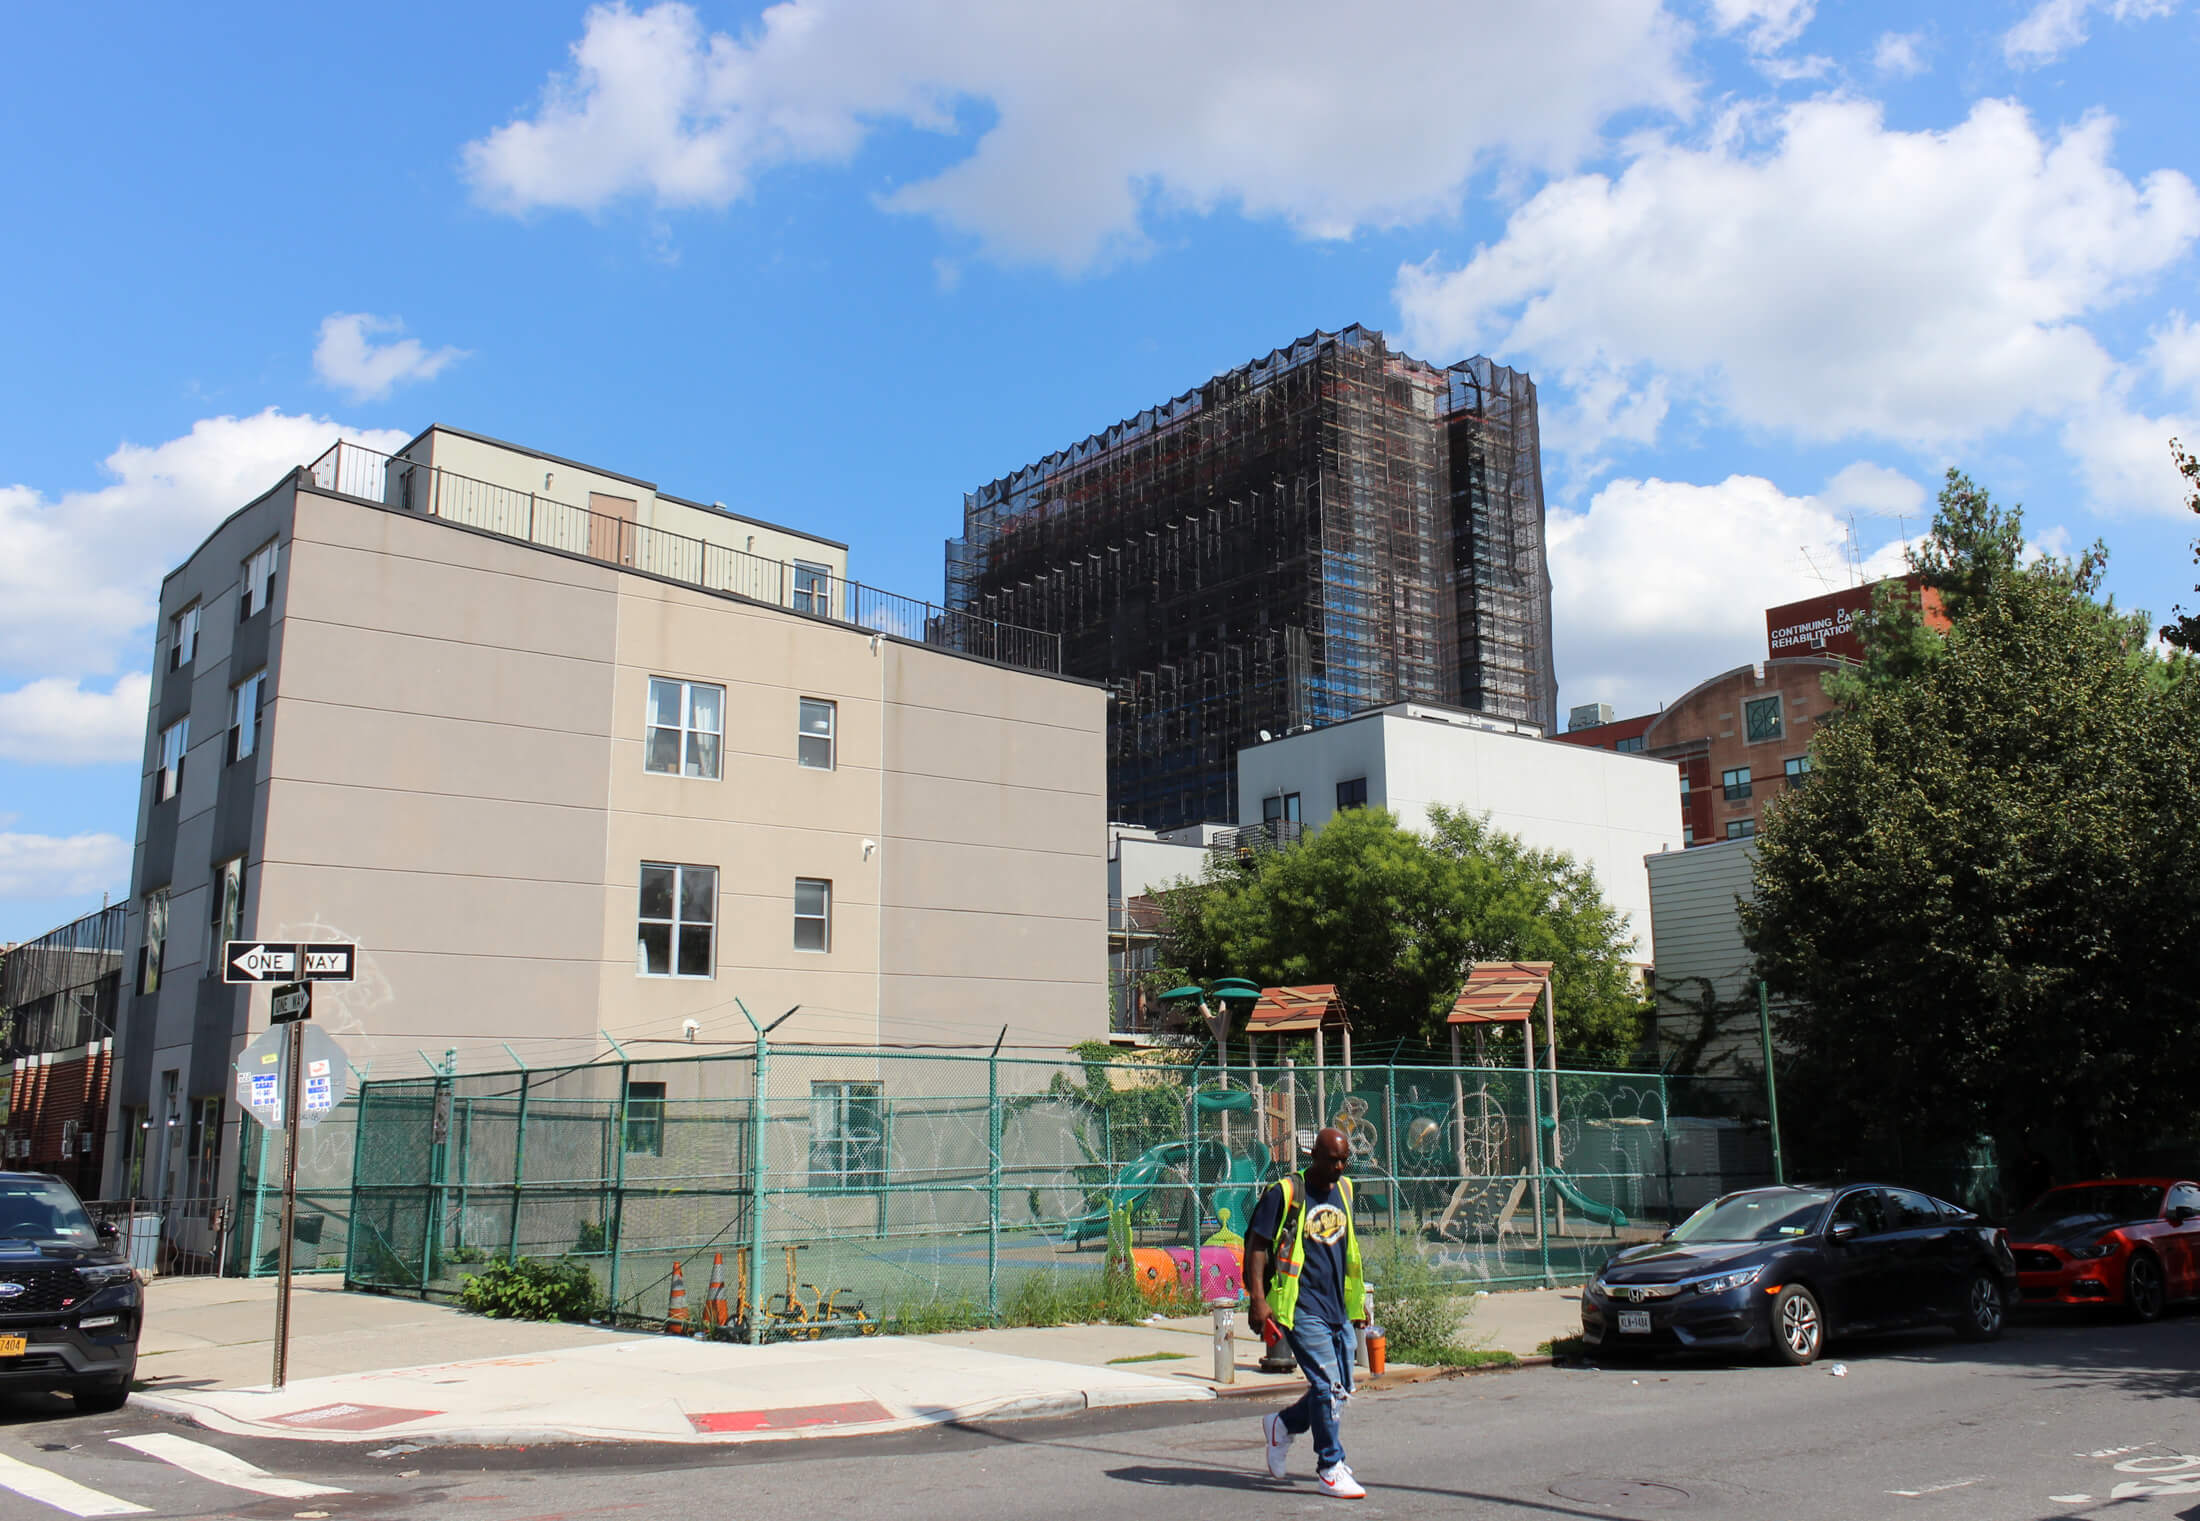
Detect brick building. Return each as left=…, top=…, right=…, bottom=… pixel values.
left=0, top=903, right=125, bottom=1195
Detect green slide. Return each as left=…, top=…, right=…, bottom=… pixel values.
left=1063, top=1141, right=1186, bottom=1244
left=1547, top=1171, right=1629, bottom=1228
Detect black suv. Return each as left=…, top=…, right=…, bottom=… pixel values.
left=0, top=1172, right=141, bottom=1410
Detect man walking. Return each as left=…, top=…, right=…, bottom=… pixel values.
left=1245, top=1126, right=1367, bottom=1499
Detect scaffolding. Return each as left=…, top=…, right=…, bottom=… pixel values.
left=946, top=326, right=1555, bottom=828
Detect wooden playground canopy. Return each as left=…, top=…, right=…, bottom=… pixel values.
left=1446, top=961, right=1553, bottom=1025
left=1245, top=984, right=1348, bottom=1034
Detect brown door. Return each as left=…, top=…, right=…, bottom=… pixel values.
left=588, top=493, right=637, bottom=565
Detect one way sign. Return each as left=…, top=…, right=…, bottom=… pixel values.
left=225, top=941, right=358, bottom=984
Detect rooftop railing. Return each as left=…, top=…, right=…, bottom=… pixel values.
left=308, top=441, right=1062, bottom=674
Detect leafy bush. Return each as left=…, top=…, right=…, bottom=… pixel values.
left=880, top=1296, right=991, bottom=1335
left=573, top=1220, right=609, bottom=1255
left=458, top=1256, right=602, bottom=1321
left=1364, top=1235, right=1474, bottom=1364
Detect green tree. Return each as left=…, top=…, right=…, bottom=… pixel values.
left=1152, top=806, right=1646, bottom=1063
left=1743, top=471, right=2200, bottom=1173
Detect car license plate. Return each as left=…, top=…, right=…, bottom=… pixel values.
left=1618, top=1311, right=1652, bottom=1335
left=0, top=1336, right=26, bottom=1357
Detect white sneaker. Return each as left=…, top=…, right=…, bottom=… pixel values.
left=1262, top=1412, right=1293, bottom=1479
left=1318, top=1463, right=1366, bottom=1500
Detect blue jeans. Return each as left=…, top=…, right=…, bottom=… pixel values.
left=1279, top=1311, right=1355, bottom=1470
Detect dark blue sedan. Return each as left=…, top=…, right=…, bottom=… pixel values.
left=1580, top=1184, right=2018, bottom=1366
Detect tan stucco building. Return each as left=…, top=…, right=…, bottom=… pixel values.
left=107, top=432, right=1107, bottom=1201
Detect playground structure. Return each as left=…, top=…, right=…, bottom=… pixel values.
left=333, top=1030, right=1772, bottom=1335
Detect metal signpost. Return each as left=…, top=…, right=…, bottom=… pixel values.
left=227, top=941, right=357, bottom=1389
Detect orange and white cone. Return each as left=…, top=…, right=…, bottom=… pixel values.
left=705, top=1252, right=729, bottom=1331
left=666, top=1261, right=690, bottom=1335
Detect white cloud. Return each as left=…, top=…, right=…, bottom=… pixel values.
left=0, top=831, right=130, bottom=901
left=1872, top=30, right=1928, bottom=77
left=1396, top=98, right=2200, bottom=455
left=2150, top=311, right=2200, bottom=399
left=1818, top=461, right=1926, bottom=517
left=462, top=0, right=1694, bottom=273
left=0, top=410, right=410, bottom=688
left=2004, top=0, right=2176, bottom=68
left=0, top=673, right=151, bottom=766
left=2060, top=395, right=2200, bottom=512
left=1550, top=473, right=1910, bottom=715
left=1708, top=0, right=1816, bottom=53
left=313, top=314, right=467, bottom=402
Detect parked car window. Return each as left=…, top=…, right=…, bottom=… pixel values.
left=1667, top=1187, right=1832, bottom=1242
left=1934, top=1197, right=1974, bottom=1220
left=2166, top=1183, right=2200, bottom=1218
left=1885, top=1188, right=1941, bottom=1229
left=1831, top=1189, right=1887, bottom=1236
left=0, top=1177, right=99, bottom=1245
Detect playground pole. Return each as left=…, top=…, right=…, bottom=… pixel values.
left=1189, top=1061, right=1203, bottom=1300
left=1449, top=1027, right=1469, bottom=1184
left=1314, top=1027, right=1327, bottom=1130
left=1544, top=979, right=1564, bottom=1238
left=1523, top=1016, right=1548, bottom=1279
left=1758, top=981, right=1786, bottom=1185
left=987, top=1028, right=1004, bottom=1321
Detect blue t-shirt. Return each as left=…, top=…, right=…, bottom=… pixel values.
left=1249, top=1175, right=1352, bottom=1325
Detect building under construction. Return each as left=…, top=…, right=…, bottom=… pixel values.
left=946, top=325, right=1556, bottom=829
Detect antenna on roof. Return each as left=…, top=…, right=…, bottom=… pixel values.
left=1800, top=546, right=1834, bottom=592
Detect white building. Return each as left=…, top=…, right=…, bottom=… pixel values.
left=1234, top=702, right=1684, bottom=962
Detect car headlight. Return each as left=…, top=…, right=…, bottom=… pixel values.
left=2069, top=1241, right=2117, bottom=1260
left=76, top=1263, right=136, bottom=1286
left=1693, top=1265, right=1765, bottom=1295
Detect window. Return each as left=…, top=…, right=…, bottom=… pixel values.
left=795, top=878, right=832, bottom=952
left=622, top=1080, right=667, bottom=1156
left=1721, top=766, right=1752, bottom=802
left=1744, top=695, right=1783, bottom=743
left=169, top=605, right=200, bottom=671
left=119, top=1109, right=148, bottom=1196
left=1335, top=777, right=1369, bottom=810
left=1682, top=824, right=1695, bottom=845
left=638, top=863, right=716, bottom=978
left=185, top=1097, right=222, bottom=1199
left=1262, top=792, right=1301, bottom=824
left=645, top=677, right=724, bottom=779
left=1830, top=1188, right=1886, bottom=1236
left=809, top=1081, right=883, bottom=1189
left=1678, top=772, right=1691, bottom=798
left=1615, top=735, right=1646, bottom=754
left=1784, top=755, right=1812, bottom=789
left=228, top=669, right=265, bottom=764
left=1725, top=818, right=1756, bottom=840
left=140, top=888, right=169, bottom=995
left=792, top=560, right=833, bottom=616
left=798, top=698, right=836, bottom=770
left=1885, top=1188, right=1941, bottom=1230
left=2167, top=1183, right=2200, bottom=1217
left=157, top=719, right=189, bottom=802
left=240, top=539, right=280, bottom=620
left=212, top=857, right=245, bottom=956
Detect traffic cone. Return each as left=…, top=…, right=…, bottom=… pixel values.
left=666, top=1261, right=690, bottom=1335
left=705, top=1252, right=729, bottom=1332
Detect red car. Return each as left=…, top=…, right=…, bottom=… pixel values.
left=2006, top=1178, right=2200, bottom=1321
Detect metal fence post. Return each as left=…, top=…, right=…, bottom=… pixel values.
left=455, top=1098, right=472, bottom=1254
left=1189, top=1062, right=1203, bottom=1295
left=508, top=1070, right=531, bottom=1263
left=986, top=1030, right=1004, bottom=1322
left=608, top=1061, right=630, bottom=1320
left=1758, top=981, right=1786, bottom=1186
left=1382, top=1065, right=1399, bottom=1239
left=1524, top=1050, right=1550, bottom=1287
left=747, top=1018, right=770, bottom=1346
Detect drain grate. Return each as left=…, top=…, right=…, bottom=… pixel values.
left=1548, top=1477, right=1692, bottom=1509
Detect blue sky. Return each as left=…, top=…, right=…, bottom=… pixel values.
left=4, top=0, right=2199, bottom=940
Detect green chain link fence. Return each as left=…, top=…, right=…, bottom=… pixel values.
left=323, top=1044, right=1771, bottom=1334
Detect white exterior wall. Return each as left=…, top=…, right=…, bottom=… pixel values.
left=1109, top=832, right=1213, bottom=902
left=1644, top=837, right=1768, bottom=1075
left=1236, top=711, right=1683, bottom=960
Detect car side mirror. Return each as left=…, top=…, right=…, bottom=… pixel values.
left=95, top=1219, right=120, bottom=1243
left=1829, top=1220, right=1859, bottom=1244
left=2170, top=1206, right=2199, bottom=1226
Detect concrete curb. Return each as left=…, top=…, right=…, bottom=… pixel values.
left=1208, top=1353, right=1551, bottom=1399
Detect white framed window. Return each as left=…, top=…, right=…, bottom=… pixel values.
left=1744, top=694, right=1783, bottom=744
left=794, top=878, right=832, bottom=952
left=170, top=604, right=200, bottom=671
left=212, top=857, right=245, bottom=957
left=228, top=669, right=265, bottom=763
left=809, top=1081, right=883, bottom=1189
left=157, top=718, right=189, bottom=802
left=1725, top=818, right=1756, bottom=840
left=240, top=538, right=280, bottom=620
left=637, top=862, right=717, bottom=978
left=645, top=677, right=724, bottom=779
left=798, top=698, right=836, bottom=770
left=141, top=887, right=170, bottom=995
left=792, top=560, right=833, bottom=616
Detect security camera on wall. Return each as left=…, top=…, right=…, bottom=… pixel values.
left=682, top=1019, right=701, bottom=1042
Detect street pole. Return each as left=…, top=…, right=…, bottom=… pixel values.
left=1758, top=981, right=1786, bottom=1185
left=272, top=1004, right=306, bottom=1389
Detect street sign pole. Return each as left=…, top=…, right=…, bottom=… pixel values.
left=272, top=983, right=309, bottom=1389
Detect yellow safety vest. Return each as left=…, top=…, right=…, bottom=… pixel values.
left=1263, top=1174, right=1365, bottom=1331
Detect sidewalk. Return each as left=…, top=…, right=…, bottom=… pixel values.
left=133, top=1276, right=1581, bottom=1447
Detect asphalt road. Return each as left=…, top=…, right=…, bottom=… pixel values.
left=2, top=1310, right=2195, bottom=1520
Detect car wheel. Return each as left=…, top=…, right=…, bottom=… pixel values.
left=1769, top=1284, right=1824, bottom=1366
left=73, top=1376, right=131, bottom=1414
left=1956, top=1272, right=2006, bottom=1340
left=2126, top=1253, right=2167, bottom=1323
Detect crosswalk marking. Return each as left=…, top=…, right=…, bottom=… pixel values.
left=0, top=1452, right=150, bottom=1517
left=111, top=1433, right=349, bottom=1499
